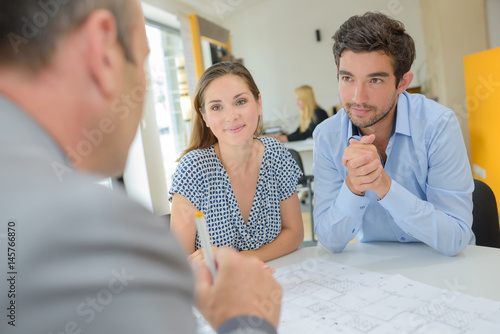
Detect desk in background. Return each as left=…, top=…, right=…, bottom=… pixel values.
left=284, top=138, right=314, bottom=175
left=268, top=242, right=500, bottom=301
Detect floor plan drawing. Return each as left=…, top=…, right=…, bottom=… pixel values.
left=197, top=258, right=500, bottom=333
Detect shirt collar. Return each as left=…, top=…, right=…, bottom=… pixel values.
left=347, top=91, right=412, bottom=142
left=394, top=91, right=411, bottom=137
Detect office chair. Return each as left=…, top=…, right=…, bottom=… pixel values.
left=288, top=148, right=316, bottom=246
left=472, top=179, right=500, bottom=248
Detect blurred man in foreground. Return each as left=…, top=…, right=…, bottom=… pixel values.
left=0, top=1, right=281, bottom=333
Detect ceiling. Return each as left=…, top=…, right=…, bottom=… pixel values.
left=182, top=0, right=267, bottom=20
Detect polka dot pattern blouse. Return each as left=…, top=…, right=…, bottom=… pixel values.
left=169, top=137, right=302, bottom=251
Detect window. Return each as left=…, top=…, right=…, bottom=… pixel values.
left=145, top=21, right=191, bottom=189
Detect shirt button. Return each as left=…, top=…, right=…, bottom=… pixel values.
left=360, top=206, right=366, bottom=209
left=400, top=237, right=406, bottom=241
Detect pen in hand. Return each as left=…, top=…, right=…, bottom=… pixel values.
left=194, top=211, right=217, bottom=279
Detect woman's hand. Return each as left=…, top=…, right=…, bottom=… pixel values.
left=192, top=247, right=277, bottom=274
left=189, top=246, right=219, bottom=263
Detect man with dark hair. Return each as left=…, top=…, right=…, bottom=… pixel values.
left=0, top=1, right=280, bottom=333
left=313, top=12, right=474, bottom=256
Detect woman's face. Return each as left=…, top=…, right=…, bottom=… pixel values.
left=295, top=96, right=304, bottom=110
left=202, top=74, right=262, bottom=146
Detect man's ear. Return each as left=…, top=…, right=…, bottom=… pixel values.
left=397, top=71, right=414, bottom=94
left=83, top=9, right=124, bottom=98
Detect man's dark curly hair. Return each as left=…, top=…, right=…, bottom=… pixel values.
left=332, top=12, right=416, bottom=87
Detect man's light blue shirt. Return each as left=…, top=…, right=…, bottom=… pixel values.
left=312, top=92, right=475, bottom=256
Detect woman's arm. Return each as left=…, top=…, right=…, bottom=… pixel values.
left=170, top=193, right=199, bottom=255
left=240, top=191, right=304, bottom=262
left=264, top=134, right=289, bottom=142
left=299, top=108, right=329, bottom=140
left=289, top=108, right=329, bottom=142
left=286, top=126, right=307, bottom=142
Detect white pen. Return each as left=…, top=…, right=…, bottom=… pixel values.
left=194, top=211, right=217, bottom=279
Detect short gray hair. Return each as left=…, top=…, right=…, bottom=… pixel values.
left=0, top=0, right=136, bottom=71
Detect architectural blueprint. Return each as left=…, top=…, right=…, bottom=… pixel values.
left=197, top=258, right=500, bottom=333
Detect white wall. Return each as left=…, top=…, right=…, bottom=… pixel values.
left=419, top=0, right=488, bottom=157
left=486, top=0, right=500, bottom=48
left=223, top=0, right=427, bottom=131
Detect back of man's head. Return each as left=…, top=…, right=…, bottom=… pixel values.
left=0, top=0, right=135, bottom=72
left=332, top=12, right=416, bottom=87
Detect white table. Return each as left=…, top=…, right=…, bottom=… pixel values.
left=268, top=242, right=500, bottom=302
left=284, top=139, right=314, bottom=175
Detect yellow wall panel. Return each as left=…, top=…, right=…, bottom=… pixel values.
left=464, top=47, right=500, bottom=209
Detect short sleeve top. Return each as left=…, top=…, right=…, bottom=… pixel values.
left=169, top=136, right=302, bottom=251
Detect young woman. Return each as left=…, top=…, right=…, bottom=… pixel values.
left=272, top=85, right=328, bottom=142
left=169, top=62, right=304, bottom=262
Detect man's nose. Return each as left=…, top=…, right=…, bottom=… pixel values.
left=352, top=83, right=368, bottom=105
